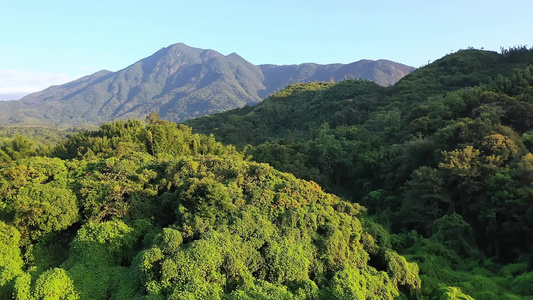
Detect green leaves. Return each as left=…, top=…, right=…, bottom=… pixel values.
left=0, top=46, right=522, bottom=299
left=0, top=222, right=23, bottom=296
left=33, top=268, right=79, bottom=300
left=13, top=185, right=79, bottom=241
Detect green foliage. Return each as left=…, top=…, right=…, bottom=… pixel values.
left=158, top=228, right=183, bottom=253
left=65, top=220, right=146, bottom=300
left=187, top=47, right=533, bottom=298
left=436, top=285, right=475, bottom=300
left=0, top=222, right=23, bottom=298
left=401, top=166, right=450, bottom=230
left=385, top=250, right=421, bottom=295
left=33, top=268, right=79, bottom=300
left=325, top=266, right=397, bottom=299
left=13, top=268, right=80, bottom=300
left=1, top=135, right=38, bottom=161
left=187, top=80, right=384, bottom=146
left=509, top=272, right=533, bottom=295
left=225, top=279, right=294, bottom=300
left=12, top=185, right=79, bottom=241
left=13, top=272, right=32, bottom=300
left=2, top=48, right=533, bottom=299
left=128, top=155, right=416, bottom=299
left=430, top=214, right=477, bottom=257
left=0, top=157, right=78, bottom=244
left=0, top=119, right=423, bottom=299
left=54, top=119, right=236, bottom=160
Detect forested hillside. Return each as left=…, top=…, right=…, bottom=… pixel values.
left=187, top=47, right=533, bottom=299
left=0, top=47, right=532, bottom=300
left=0, top=120, right=426, bottom=299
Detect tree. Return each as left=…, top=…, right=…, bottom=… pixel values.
left=33, top=268, right=79, bottom=300
left=13, top=185, right=79, bottom=241
left=146, top=112, right=161, bottom=125
left=439, top=146, right=483, bottom=215
left=0, top=222, right=23, bottom=298
left=430, top=214, right=477, bottom=257
left=401, top=167, right=451, bottom=231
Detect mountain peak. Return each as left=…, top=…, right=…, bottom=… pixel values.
left=166, top=42, right=200, bottom=52
left=227, top=52, right=243, bottom=59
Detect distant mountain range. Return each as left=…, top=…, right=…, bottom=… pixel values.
left=0, top=43, right=415, bottom=125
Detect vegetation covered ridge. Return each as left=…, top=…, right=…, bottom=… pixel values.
left=0, top=119, right=422, bottom=299
left=186, top=47, right=533, bottom=299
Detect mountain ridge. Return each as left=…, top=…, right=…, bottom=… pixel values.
left=0, top=43, right=415, bottom=125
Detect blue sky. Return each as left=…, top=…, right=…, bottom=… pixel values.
left=1, top=0, right=532, bottom=100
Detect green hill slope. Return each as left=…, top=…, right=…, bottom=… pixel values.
left=186, top=47, right=533, bottom=299
left=1, top=47, right=532, bottom=299
left=188, top=48, right=533, bottom=145
left=186, top=80, right=385, bottom=146
left=0, top=120, right=424, bottom=299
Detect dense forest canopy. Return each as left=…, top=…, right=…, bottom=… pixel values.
left=187, top=47, right=533, bottom=299
left=0, top=47, right=532, bottom=299
left=0, top=120, right=426, bottom=299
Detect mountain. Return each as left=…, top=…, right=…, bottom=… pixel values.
left=0, top=120, right=422, bottom=299
left=0, top=43, right=414, bottom=125
left=259, top=59, right=412, bottom=93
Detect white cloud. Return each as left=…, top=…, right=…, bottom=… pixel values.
left=0, top=70, right=74, bottom=100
